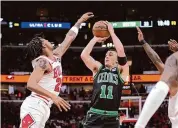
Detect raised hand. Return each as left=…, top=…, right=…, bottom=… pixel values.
left=78, top=12, right=94, bottom=23
left=168, top=39, right=178, bottom=52
left=102, top=21, right=115, bottom=34
left=136, top=26, right=144, bottom=42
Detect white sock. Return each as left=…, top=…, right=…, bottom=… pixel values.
left=135, top=81, right=169, bottom=128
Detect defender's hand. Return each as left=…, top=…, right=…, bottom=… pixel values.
left=52, top=96, right=71, bottom=112
left=136, top=26, right=144, bottom=42
left=168, top=39, right=178, bottom=53
left=78, top=12, right=94, bottom=23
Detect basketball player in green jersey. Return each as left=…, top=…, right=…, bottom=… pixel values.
left=81, top=21, right=129, bottom=128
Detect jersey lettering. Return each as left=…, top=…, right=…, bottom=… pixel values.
left=97, top=72, right=118, bottom=85
left=54, top=66, right=62, bottom=92
left=54, top=66, right=60, bottom=78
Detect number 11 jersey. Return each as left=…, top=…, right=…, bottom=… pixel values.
left=91, top=65, right=124, bottom=111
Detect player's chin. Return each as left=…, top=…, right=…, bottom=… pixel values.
left=105, top=62, right=110, bottom=67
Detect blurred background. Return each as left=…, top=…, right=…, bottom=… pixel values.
left=1, top=1, right=178, bottom=128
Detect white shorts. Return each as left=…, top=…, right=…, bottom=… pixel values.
left=168, top=92, right=178, bottom=128
left=20, top=96, right=50, bottom=128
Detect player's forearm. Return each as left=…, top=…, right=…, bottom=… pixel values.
left=142, top=42, right=164, bottom=72
left=27, top=83, right=56, bottom=100
left=142, top=42, right=162, bottom=64
left=121, top=63, right=129, bottom=83
left=64, top=19, right=82, bottom=39
left=53, top=20, right=82, bottom=57
left=110, top=32, right=126, bottom=57
left=81, top=39, right=97, bottom=58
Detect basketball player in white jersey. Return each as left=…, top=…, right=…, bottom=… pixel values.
left=135, top=27, right=178, bottom=128
left=19, top=12, right=94, bottom=128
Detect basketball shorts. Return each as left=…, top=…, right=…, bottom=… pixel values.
left=82, top=108, right=120, bottom=128
left=168, top=92, right=178, bottom=128
left=19, top=95, right=51, bottom=128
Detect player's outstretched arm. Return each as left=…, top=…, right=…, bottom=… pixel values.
left=103, top=21, right=128, bottom=67
left=136, top=27, right=164, bottom=73
left=81, top=37, right=107, bottom=75
left=103, top=21, right=126, bottom=57
left=27, top=58, right=70, bottom=112
left=53, top=12, right=94, bottom=58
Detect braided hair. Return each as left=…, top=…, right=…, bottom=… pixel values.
left=27, top=33, right=45, bottom=61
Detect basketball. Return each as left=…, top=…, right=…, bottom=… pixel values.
left=92, top=21, right=110, bottom=38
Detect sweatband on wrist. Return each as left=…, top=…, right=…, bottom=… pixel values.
left=118, top=56, right=127, bottom=65
left=71, top=26, right=79, bottom=35
left=140, top=39, right=147, bottom=45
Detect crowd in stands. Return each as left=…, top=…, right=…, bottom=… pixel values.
left=1, top=99, right=171, bottom=128
left=0, top=85, right=171, bottom=128
left=1, top=83, right=149, bottom=101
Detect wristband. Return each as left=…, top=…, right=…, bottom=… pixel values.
left=140, top=39, right=147, bottom=45
left=71, top=26, right=79, bottom=35
left=118, top=56, right=127, bottom=66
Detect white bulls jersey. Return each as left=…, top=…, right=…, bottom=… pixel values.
left=31, top=55, right=62, bottom=104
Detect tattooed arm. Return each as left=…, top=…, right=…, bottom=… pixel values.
left=27, top=58, right=57, bottom=98
left=53, top=12, right=94, bottom=58
left=136, top=27, right=164, bottom=73
left=27, top=58, right=71, bottom=111
left=142, top=43, right=164, bottom=73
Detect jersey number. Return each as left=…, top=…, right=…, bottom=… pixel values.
left=54, top=66, right=62, bottom=92
left=100, top=85, right=113, bottom=99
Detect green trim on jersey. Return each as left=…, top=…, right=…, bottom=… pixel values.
left=89, top=107, right=118, bottom=116
left=117, top=67, right=125, bottom=84
left=93, top=65, right=103, bottom=80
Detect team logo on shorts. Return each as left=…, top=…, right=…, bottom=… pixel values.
left=21, top=113, right=35, bottom=128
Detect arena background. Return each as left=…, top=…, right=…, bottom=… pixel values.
left=1, top=1, right=178, bottom=128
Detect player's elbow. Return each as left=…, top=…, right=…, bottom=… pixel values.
left=27, top=83, right=33, bottom=90
left=80, top=52, right=88, bottom=60
left=27, top=81, right=36, bottom=91
left=27, top=84, right=32, bottom=91
left=159, top=69, right=164, bottom=74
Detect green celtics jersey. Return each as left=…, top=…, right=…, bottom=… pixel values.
left=90, top=65, right=124, bottom=112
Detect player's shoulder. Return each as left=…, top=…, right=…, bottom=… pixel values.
left=172, top=51, right=178, bottom=59
left=53, top=55, right=62, bottom=62
left=165, top=52, right=178, bottom=67
left=33, top=56, right=51, bottom=71
left=167, top=52, right=178, bottom=61
left=36, top=58, right=50, bottom=70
